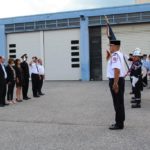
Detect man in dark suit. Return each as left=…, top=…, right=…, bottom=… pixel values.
left=20, top=54, right=31, bottom=100
left=0, top=56, right=7, bottom=107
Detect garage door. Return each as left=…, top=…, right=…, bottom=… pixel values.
left=44, top=29, right=81, bottom=80
left=7, top=31, right=43, bottom=62
left=102, top=23, right=150, bottom=80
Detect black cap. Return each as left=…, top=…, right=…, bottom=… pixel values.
left=110, top=40, right=121, bottom=45
left=32, top=56, right=37, bottom=60
left=21, top=54, right=27, bottom=58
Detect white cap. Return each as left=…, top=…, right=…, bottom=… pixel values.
left=133, top=48, right=141, bottom=56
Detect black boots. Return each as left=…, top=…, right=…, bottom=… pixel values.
left=131, top=103, right=141, bottom=108
left=131, top=98, right=141, bottom=108
left=109, top=123, right=124, bottom=130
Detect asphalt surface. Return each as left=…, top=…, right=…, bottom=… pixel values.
left=0, top=81, right=150, bottom=150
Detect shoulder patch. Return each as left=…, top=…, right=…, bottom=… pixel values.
left=111, top=55, right=118, bottom=63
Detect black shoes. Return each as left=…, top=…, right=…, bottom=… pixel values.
left=33, top=95, right=40, bottom=98
left=131, top=103, right=141, bottom=108
left=130, top=92, right=134, bottom=95
left=38, top=92, right=45, bottom=96
left=131, top=97, right=141, bottom=108
left=109, top=124, right=124, bottom=130
left=23, top=97, right=31, bottom=100
left=131, top=100, right=137, bottom=103
left=131, top=97, right=136, bottom=100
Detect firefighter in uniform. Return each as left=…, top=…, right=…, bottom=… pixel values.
left=30, top=57, right=40, bottom=97
left=106, top=40, right=126, bottom=130
left=20, top=54, right=31, bottom=100
left=130, top=48, right=143, bottom=108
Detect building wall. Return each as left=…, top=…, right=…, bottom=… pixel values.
left=6, top=29, right=81, bottom=80
left=102, top=23, right=150, bottom=80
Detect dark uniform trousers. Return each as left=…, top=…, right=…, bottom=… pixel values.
left=38, top=75, right=44, bottom=94
left=22, top=77, right=29, bottom=98
left=31, top=73, right=40, bottom=97
left=109, top=77, right=125, bottom=126
left=133, top=76, right=142, bottom=102
left=0, top=80, right=6, bottom=105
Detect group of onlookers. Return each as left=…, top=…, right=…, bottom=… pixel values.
left=0, top=54, right=45, bottom=107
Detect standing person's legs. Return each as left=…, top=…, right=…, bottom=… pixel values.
left=109, top=78, right=125, bottom=129
left=7, top=83, right=11, bottom=100
left=11, top=81, right=15, bottom=100
left=132, top=81, right=141, bottom=108
left=22, top=78, right=29, bottom=99
left=16, top=86, right=22, bottom=102
left=0, top=82, right=5, bottom=106
left=114, top=78, right=125, bottom=127
left=7, top=81, right=15, bottom=101
left=2, top=81, right=7, bottom=105
left=32, top=74, right=39, bottom=97
left=38, top=75, right=44, bottom=95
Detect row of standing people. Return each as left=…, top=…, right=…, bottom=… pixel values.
left=0, top=54, right=45, bottom=107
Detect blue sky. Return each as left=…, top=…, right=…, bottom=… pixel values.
left=0, top=0, right=135, bottom=18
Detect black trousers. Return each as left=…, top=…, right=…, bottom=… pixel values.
left=31, top=73, right=40, bottom=96
left=142, top=75, right=148, bottom=86
left=22, top=77, right=29, bottom=98
left=7, top=80, right=15, bottom=100
left=0, top=80, right=6, bottom=105
left=133, top=79, right=141, bottom=101
left=109, top=77, right=125, bottom=126
left=38, top=75, right=44, bottom=94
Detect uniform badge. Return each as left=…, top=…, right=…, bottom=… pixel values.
left=112, top=55, right=118, bottom=63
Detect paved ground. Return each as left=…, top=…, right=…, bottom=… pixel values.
left=0, top=81, right=150, bottom=150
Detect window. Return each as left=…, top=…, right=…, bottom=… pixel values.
left=9, top=49, right=16, bottom=53
left=71, top=58, right=79, bottom=62
left=71, top=40, right=80, bottom=68
left=71, top=52, right=79, bottom=56
left=9, top=55, right=16, bottom=59
left=71, top=40, right=79, bottom=44
left=72, top=64, right=80, bottom=68
left=71, top=46, right=79, bottom=50
left=9, top=44, right=16, bottom=48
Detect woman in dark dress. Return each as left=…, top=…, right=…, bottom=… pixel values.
left=14, top=59, right=23, bottom=102
left=6, top=58, right=16, bottom=104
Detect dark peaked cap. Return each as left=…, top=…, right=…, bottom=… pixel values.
left=21, top=54, right=27, bottom=58
left=110, top=40, right=121, bottom=45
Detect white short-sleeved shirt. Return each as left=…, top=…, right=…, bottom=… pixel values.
left=107, top=51, right=126, bottom=78
left=30, top=62, right=39, bottom=74
left=37, top=64, right=45, bottom=75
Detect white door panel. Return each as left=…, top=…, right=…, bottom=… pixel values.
left=44, top=29, right=81, bottom=80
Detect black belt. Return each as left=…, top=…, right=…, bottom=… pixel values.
left=109, top=77, right=124, bottom=80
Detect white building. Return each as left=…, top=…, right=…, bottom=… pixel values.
left=0, top=3, right=150, bottom=80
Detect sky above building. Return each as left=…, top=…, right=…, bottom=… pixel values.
left=0, top=0, right=136, bottom=18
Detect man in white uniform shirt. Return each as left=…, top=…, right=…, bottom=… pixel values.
left=106, top=40, right=126, bottom=130
left=30, top=57, right=40, bottom=97
left=37, top=59, right=45, bottom=95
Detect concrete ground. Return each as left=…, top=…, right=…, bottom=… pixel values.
left=0, top=81, right=150, bottom=150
